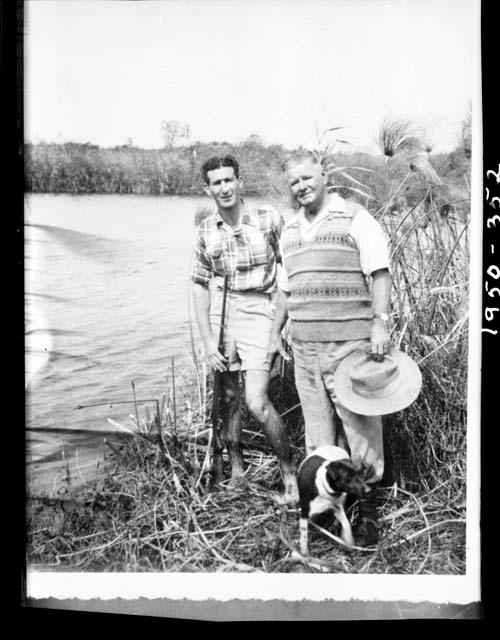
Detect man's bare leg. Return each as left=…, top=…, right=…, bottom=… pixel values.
left=221, top=371, right=246, bottom=486
left=244, top=369, right=299, bottom=503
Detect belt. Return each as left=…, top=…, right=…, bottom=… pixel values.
left=214, top=286, right=272, bottom=299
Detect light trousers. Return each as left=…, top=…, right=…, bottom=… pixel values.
left=292, top=338, right=384, bottom=484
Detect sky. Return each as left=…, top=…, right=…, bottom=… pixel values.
left=24, top=0, right=478, bottom=153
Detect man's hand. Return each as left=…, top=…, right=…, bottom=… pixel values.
left=371, top=319, right=391, bottom=361
left=204, top=335, right=228, bottom=372
left=267, top=332, right=291, bottom=367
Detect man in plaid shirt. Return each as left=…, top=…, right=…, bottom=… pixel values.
left=191, top=155, right=298, bottom=503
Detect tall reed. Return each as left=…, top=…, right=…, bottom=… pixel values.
left=378, top=154, right=469, bottom=493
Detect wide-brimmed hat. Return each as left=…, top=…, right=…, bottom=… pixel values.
left=334, top=348, right=422, bottom=416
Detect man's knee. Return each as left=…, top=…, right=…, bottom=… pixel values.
left=245, top=391, right=270, bottom=422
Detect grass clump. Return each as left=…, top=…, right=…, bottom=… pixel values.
left=26, top=398, right=466, bottom=574
left=27, top=311, right=467, bottom=575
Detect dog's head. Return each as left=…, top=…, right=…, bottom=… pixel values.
left=325, top=459, right=371, bottom=497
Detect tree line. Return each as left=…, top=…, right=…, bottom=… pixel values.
left=24, top=138, right=292, bottom=197
left=24, top=133, right=471, bottom=215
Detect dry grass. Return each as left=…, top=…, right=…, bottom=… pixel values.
left=27, top=308, right=468, bottom=575
left=26, top=408, right=466, bottom=574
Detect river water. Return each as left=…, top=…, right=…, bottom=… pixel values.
left=26, top=193, right=286, bottom=495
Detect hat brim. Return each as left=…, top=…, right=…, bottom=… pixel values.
left=334, top=348, right=422, bottom=416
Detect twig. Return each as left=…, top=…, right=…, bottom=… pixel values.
left=195, top=429, right=212, bottom=490
left=171, top=357, right=178, bottom=453
left=425, top=220, right=470, bottom=333
left=383, top=518, right=465, bottom=549
left=159, top=392, right=167, bottom=425
left=416, top=324, right=469, bottom=366
left=55, top=533, right=125, bottom=559
left=153, top=501, right=167, bottom=571
left=396, top=488, right=432, bottom=573
left=190, top=510, right=227, bottom=564
left=310, top=521, right=375, bottom=553
left=131, top=381, right=140, bottom=428
left=280, top=402, right=302, bottom=418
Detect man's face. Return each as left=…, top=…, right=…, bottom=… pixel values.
left=204, top=166, right=242, bottom=210
left=285, top=159, right=327, bottom=212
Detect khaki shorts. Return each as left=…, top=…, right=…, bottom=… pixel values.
left=209, top=289, right=275, bottom=371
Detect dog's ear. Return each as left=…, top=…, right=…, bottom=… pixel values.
left=326, top=459, right=354, bottom=487
left=337, top=459, right=357, bottom=481
left=325, top=462, right=337, bottom=485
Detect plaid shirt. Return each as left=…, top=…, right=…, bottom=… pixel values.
left=191, top=204, right=283, bottom=293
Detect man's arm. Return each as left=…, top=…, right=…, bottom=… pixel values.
left=267, top=287, right=291, bottom=362
left=269, top=207, right=284, bottom=265
left=191, top=223, right=228, bottom=372
left=192, top=283, right=227, bottom=372
left=371, top=268, right=392, bottom=359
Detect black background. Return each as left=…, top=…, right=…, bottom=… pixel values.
left=5, top=0, right=495, bottom=624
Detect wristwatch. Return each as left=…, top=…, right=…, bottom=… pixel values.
left=373, top=312, right=390, bottom=323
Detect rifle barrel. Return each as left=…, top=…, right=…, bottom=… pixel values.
left=217, top=275, right=229, bottom=352
left=211, top=274, right=229, bottom=485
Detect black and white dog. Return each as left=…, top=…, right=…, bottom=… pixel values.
left=297, top=445, right=370, bottom=555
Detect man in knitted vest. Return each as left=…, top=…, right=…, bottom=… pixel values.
left=268, top=152, right=392, bottom=545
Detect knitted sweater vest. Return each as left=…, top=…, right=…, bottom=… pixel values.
left=281, top=203, right=373, bottom=342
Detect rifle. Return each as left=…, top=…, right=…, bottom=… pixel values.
left=211, top=275, right=229, bottom=486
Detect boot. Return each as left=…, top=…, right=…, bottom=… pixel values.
left=353, top=486, right=380, bottom=547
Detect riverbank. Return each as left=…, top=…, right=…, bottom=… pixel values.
left=27, top=354, right=467, bottom=574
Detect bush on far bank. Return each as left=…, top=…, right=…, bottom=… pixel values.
left=24, top=137, right=471, bottom=206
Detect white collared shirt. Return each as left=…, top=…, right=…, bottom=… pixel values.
left=278, top=194, right=390, bottom=292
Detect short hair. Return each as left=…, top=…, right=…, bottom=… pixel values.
left=201, top=155, right=240, bottom=184
left=281, top=150, right=321, bottom=173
